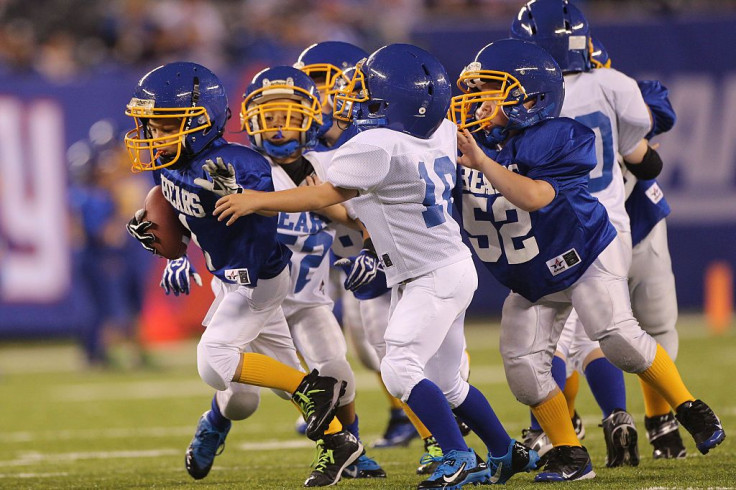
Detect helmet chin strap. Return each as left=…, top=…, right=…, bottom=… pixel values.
left=482, top=125, right=509, bottom=146
left=263, top=139, right=301, bottom=159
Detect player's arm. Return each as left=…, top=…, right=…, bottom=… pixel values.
left=214, top=182, right=357, bottom=226
left=622, top=138, right=663, bottom=180
left=457, top=128, right=554, bottom=212
left=305, top=174, right=361, bottom=229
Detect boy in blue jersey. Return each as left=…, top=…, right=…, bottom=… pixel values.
left=450, top=38, right=724, bottom=482
left=122, top=62, right=352, bottom=486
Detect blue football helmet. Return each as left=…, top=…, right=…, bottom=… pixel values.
left=124, top=62, right=229, bottom=171
left=294, top=41, right=368, bottom=138
left=241, top=65, right=322, bottom=159
left=589, top=37, right=611, bottom=69
left=510, top=0, right=592, bottom=74
left=333, top=43, right=452, bottom=139
left=450, top=39, right=564, bottom=146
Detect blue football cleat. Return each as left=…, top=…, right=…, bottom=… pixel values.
left=418, top=449, right=490, bottom=489
left=675, top=399, right=726, bottom=454
left=185, top=411, right=232, bottom=480
left=372, top=409, right=419, bottom=448
left=343, top=452, right=387, bottom=478
left=488, top=439, right=540, bottom=484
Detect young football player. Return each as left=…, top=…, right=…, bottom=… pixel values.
left=296, top=40, right=421, bottom=446
left=123, top=61, right=351, bottom=486
left=450, top=37, right=725, bottom=482
left=239, top=64, right=385, bottom=485
left=510, top=0, right=687, bottom=466
left=211, top=44, right=538, bottom=489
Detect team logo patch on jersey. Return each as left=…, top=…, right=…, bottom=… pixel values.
left=546, top=249, right=581, bottom=276
left=224, top=268, right=251, bottom=285
left=645, top=182, right=664, bottom=204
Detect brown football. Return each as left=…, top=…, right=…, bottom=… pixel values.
left=143, top=185, right=188, bottom=259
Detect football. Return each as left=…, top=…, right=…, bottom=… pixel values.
left=143, top=185, right=188, bottom=259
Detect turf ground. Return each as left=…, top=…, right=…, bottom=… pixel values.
left=0, top=314, right=733, bottom=489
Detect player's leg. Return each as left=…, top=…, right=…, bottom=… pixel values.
left=630, top=219, right=686, bottom=458
left=381, top=258, right=491, bottom=488
left=197, top=272, right=345, bottom=441
left=500, top=292, right=595, bottom=482
left=427, top=300, right=537, bottom=485
left=288, top=304, right=384, bottom=480
left=573, top=235, right=725, bottom=455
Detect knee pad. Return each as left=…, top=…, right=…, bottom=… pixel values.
left=217, top=389, right=260, bottom=421
left=598, top=333, right=655, bottom=373
left=197, top=339, right=241, bottom=391
left=380, top=355, right=422, bottom=402
left=501, top=351, right=558, bottom=406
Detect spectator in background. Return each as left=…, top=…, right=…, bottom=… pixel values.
left=67, top=119, right=153, bottom=369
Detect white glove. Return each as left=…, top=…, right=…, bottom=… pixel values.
left=334, top=249, right=379, bottom=291
left=160, top=255, right=203, bottom=296
left=194, top=157, right=243, bottom=197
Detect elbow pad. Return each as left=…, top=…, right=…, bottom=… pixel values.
left=625, top=146, right=663, bottom=180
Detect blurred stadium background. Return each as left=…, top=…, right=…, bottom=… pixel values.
left=0, top=1, right=734, bottom=487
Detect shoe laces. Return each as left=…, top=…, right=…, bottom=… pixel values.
left=193, top=425, right=227, bottom=456
left=294, top=388, right=324, bottom=418
left=419, top=437, right=443, bottom=465
left=311, top=440, right=335, bottom=473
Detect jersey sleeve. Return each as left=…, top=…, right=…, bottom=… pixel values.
left=327, top=140, right=391, bottom=192
left=637, top=79, right=676, bottom=138
left=235, top=152, right=274, bottom=192
left=514, top=120, right=597, bottom=187
left=608, top=70, right=651, bottom=156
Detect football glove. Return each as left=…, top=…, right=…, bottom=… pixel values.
left=126, top=209, right=156, bottom=254
left=334, top=248, right=379, bottom=291
left=194, top=157, right=243, bottom=197
left=160, top=255, right=203, bottom=296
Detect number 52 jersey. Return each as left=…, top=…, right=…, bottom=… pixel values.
left=454, top=118, right=617, bottom=302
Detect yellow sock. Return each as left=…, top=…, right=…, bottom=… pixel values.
left=532, top=391, right=581, bottom=447
left=401, top=402, right=433, bottom=439
left=235, top=352, right=305, bottom=393
left=379, top=373, right=403, bottom=410
left=563, top=371, right=580, bottom=419
left=638, top=344, right=694, bottom=410
left=324, top=416, right=343, bottom=435
left=639, top=377, right=673, bottom=417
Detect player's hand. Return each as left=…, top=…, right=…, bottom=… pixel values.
left=305, top=174, right=323, bottom=186
left=457, top=128, right=489, bottom=171
left=160, top=255, right=202, bottom=296
left=214, top=190, right=262, bottom=225
left=334, top=249, right=379, bottom=291
left=126, top=209, right=157, bottom=254
left=194, top=157, right=243, bottom=197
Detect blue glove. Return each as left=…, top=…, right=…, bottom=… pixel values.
left=160, top=255, right=203, bottom=296
left=334, top=249, right=379, bottom=291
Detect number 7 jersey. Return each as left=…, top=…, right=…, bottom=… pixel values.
left=455, top=118, right=617, bottom=302
left=327, top=119, right=471, bottom=287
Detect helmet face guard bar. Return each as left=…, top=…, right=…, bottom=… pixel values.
left=449, top=68, right=525, bottom=132
left=240, top=84, right=323, bottom=139
left=124, top=101, right=211, bottom=172
left=332, top=61, right=369, bottom=123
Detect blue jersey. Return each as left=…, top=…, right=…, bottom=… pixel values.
left=153, top=138, right=291, bottom=286
left=455, top=118, right=617, bottom=302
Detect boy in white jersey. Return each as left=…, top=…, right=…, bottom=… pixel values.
left=212, top=44, right=539, bottom=490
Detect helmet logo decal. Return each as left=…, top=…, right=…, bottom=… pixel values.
left=568, top=36, right=587, bottom=50
left=128, top=97, right=155, bottom=113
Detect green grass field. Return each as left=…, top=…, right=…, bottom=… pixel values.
left=0, top=314, right=734, bottom=489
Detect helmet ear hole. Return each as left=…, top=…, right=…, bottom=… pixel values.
left=368, top=101, right=382, bottom=114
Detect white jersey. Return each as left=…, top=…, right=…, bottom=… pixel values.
left=271, top=152, right=336, bottom=316
left=561, top=68, right=651, bottom=234
left=327, top=119, right=471, bottom=287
